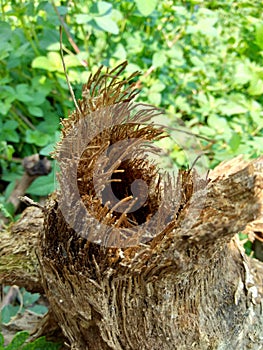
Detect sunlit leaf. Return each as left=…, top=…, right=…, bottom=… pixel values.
left=97, top=1, right=112, bottom=15
left=152, top=51, right=166, bottom=68
left=255, top=23, right=263, bottom=49
left=94, top=16, right=119, bottom=34
left=248, top=76, right=263, bottom=96
left=32, top=52, right=62, bottom=72
left=135, top=0, right=158, bottom=16
left=75, top=14, right=92, bottom=24
left=229, top=132, right=241, bottom=152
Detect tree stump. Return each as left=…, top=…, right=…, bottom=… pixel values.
left=1, top=62, right=263, bottom=349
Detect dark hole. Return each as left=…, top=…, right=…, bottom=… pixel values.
left=101, top=159, right=159, bottom=226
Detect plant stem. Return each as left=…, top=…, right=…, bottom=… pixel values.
left=18, top=0, right=41, bottom=56
left=0, top=0, right=6, bottom=21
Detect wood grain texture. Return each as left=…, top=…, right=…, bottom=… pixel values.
left=1, top=63, right=262, bottom=349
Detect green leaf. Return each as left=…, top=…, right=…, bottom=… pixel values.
left=207, top=115, right=229, bottom=134
left=198, top=125, right=216, bottom=137
left=148, top=92, right=161, bottom=105
left=152, top=51, right=166, bottom=68
left=2, top=163, right=24, bottom=182
left=13, top=42, right=30, bottom=58
left=0, top=333, right=4, bottom=347
left=94, top=16, right=119, bottom=34
left=151, top=82, right=165, bottom=93
left=167, top=45, right=184, bottom=64
left=126, top=63, right=141, bottom=73
left=0, top=142, right=14, bottom=160
left=233, top=63, right=251, bottom=85
left=64, top=54, right=82, bottom=67
left=255, top=23, right=263, bottom=49
left=16, top=84, right=33, bottom=102
left=0, top=202, right=15, bottom=220
left=27, top=304, right=48, bottom=315
left=196, top=17, right=218, bottom=36
left=32, top=56, right=52, bottom=70
left=175, top=96, right=191, bottom=114
left=4, top=129, right=19, bottom=143
left=4, top=181, right=16, bottom=201
left=0, top=86, right=15, bottom=98
left=40, top=132, right=60, bottom=156
left=5, top=331, right=29, bottom=350
left=37, top=113, right=60, bottom=134
left=75, top=14, right=92, bottom=24
left=0, top=21, right=12, bottom=41
left=239, top=232, right=248, bottom=241
left=97, top=1, right=112, bottom=15
left=190, top=56, right=206, bottom=70
left=29, top=92, right=46, bottom=106
left=22, top=291, right=40, bottom=307
left=25, top=130, right=50, bottom=147
left=28, top=106, right=44, bottom=117
left=26, top=170, right=55, bottom=196
left=0, top=42, right=11, bottom=60
left=0, top=101, right=11, bottom=115
left=229, top=132, right=241, bottom=152
left=32, top=76, right=53, bottom=96
left=1, top=305, right=20, bottom=325
left=135, top=0, right=158, bottom=16
left=4, top=120, right=18, bottom=130
left=113, top=43, right=127, bottom=60
left=22, top=337, right=61, bottom=350
left=248, top=76, right=263, bottom=96
left=218, top=101, right=247, bottom=116
left=32, top=52, right=62, bottom=72
left=2, top=121, right=19, bottom=143
left=244, top=240, right=253, bottom=256
left=39, top=143, right=55, bottom=156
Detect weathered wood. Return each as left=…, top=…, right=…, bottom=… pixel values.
left=0, top=62, right=262, bottom=349
left=38, top=157, right=263, bottom=350
left=0, top=206, right=43, bottom=293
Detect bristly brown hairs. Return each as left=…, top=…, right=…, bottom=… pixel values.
left=35, top=31, right=263, bottom=350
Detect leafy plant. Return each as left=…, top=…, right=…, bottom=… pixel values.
left=1, top=287, right=48, bottom=325
left=239, top=232, right=253, bottom=256
left=0, top=0, right=262, bottom=225
left=0, top=331, right=60, bottom=350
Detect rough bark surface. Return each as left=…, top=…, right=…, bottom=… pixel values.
left=0, top=206, right=43, bottom=293
left=0, top=62, right=263, bottom=350
left=38, top=157, right=263, bottom=350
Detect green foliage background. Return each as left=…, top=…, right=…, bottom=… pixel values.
left=0, top=0, right=262, bottom=345
left=0, top=0, right=263, bottom=214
